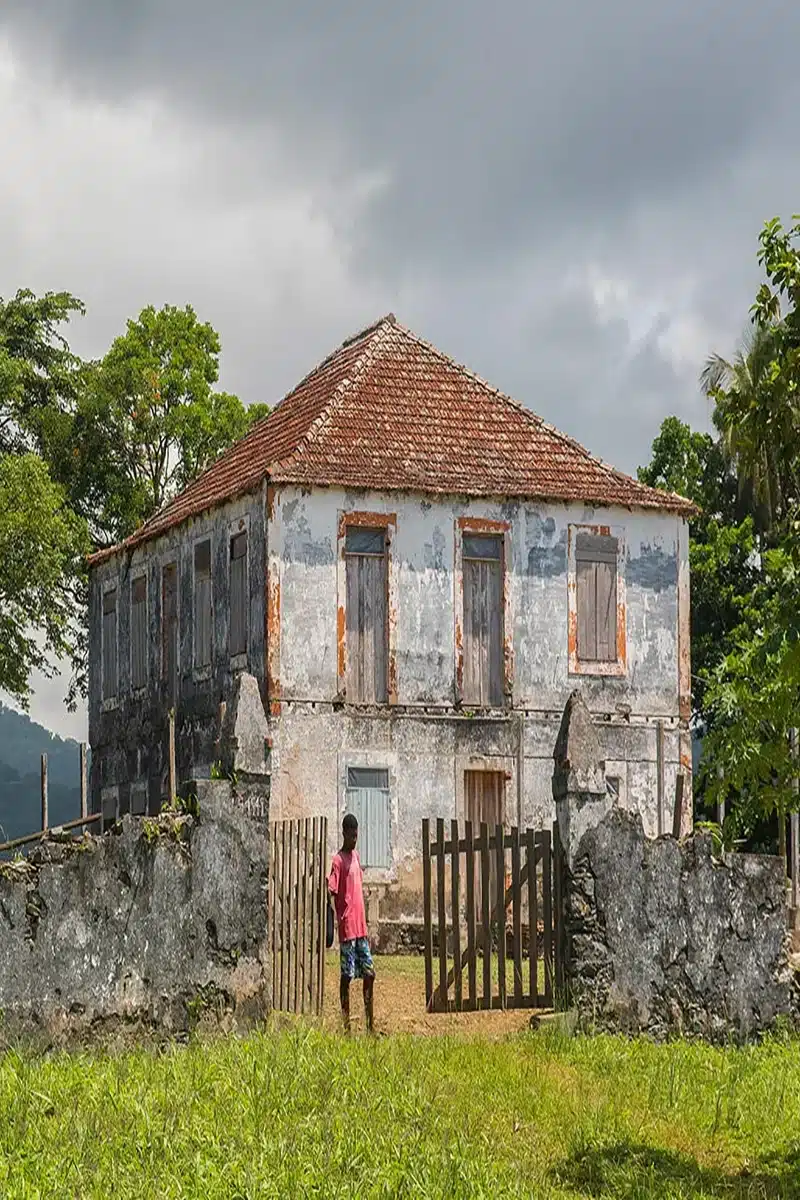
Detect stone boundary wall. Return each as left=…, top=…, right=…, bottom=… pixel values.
left=554, top=689, right=799, bottom=1042
left=563, top=809, right=798, bottom=1041
left=0, top=781, right=270, bottom=1042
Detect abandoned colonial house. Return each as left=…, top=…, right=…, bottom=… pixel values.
left=87, top=314, right=693, bottom=918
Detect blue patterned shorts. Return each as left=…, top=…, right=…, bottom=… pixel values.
left=340, top=937, right=375, bottom=981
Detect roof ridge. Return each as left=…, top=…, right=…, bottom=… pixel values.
left=391, top=319, right=683, bottom=506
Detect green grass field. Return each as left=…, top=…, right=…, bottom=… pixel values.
left=1, top=1024, right=800, bottom=1198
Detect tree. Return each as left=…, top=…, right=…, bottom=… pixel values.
left=688, top=217, right=800, bottom=852
left=0, top=454, right=88, bottom=708
left=58, top=305, right=269, bottom=545
left=0, top=289, right=85, bottom=455
left=638, top=417, right=759, bottom=726
left=701, top=322, right=795, bottom=539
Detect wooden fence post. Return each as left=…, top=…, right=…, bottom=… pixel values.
left=656, top=721, right=665, bottom=836
left=40, top=754, right=48, bottom=832
left=791, top=729, right=799, bottom=910
left=80, top=743, right=88, bottom=820
left=168, top=709, right=177, bottom=803
left=672, top=774, right=685, bottom=840
left=422, top=819, right=433, bottom=1010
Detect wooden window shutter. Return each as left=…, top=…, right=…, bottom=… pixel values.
left=162, top=563, right=178, bottom=699
left=345, top=527, right=388, bottom=703
left=194, top=540, right=213, bottom=667
left=462, top=534, right=503, bottom=706
left=229, top=531, right=248, bottom=658
left=102, top=587, right=117, bottom=701
left=130, top=575, right=148, bottom=690
left=345, top=766, right=391, bottom=867
left=575, top=533, right=618, bottom=663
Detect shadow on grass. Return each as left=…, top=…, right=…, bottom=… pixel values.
left=554, top=1142, right=800, bottom=1198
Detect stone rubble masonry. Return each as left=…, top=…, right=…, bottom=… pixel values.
left=554, top=689, right=799, bottom=1041
left=0, top=780, right=270, bottom=1042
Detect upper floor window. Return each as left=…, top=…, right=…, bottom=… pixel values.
left=576, top=532, right=618, bottom=663
left=161, top=562, right=178, bottom=700
left=102, top=586, right=118, bottom=702
left=130, top=574, right=148, bottom=690
left=569, top=527, right=626, bottom=676
left=344, top=525, right=388, bottom=703
left=194, top=539, right=212, bottom=668
left=462, top=533, right=504, bottom=707
left=229, top=530, right=248, bottom=659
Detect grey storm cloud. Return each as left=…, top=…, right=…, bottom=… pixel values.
left=4, top=0, right=800, bottom=278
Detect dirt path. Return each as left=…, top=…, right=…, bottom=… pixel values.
left=318, top=953, right=548, bottom=1037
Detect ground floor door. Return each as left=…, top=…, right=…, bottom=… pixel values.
left=464, top=769, right=506, bottom=921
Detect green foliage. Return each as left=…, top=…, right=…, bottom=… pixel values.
left=0, top=454, right=88, bottom=708
left=0, top=289, right=85, bottom=457
left=638, top=417, right=761, bottom=725
left=0, top=290, right=266, bottom=705
left=61, top=304, right=268, bottom=545
left=0, top=1029, right=799, bottom=1195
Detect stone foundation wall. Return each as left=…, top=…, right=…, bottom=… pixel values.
left=563, top=808, right=798, bottom=1041
left=0, top=781, right=270, bottom=1042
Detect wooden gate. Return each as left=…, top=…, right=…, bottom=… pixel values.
left=269, top=816, right=328, bottom=1015
left=422, top=818, right=558, bottom=1012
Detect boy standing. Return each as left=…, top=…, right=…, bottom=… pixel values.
left=327, top=813, right=375, bottom=1033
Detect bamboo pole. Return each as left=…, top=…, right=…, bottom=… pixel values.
left=40, top=754, right=48, bottom=832
left=80, top=743, right=88, bottom=819
left=791, top=729, right=799, bottom=909
left=168, top=709, right=177, bottom=803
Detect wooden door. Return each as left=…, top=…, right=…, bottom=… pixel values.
left=464, top=770, right=506, bottom=925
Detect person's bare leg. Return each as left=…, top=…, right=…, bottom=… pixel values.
left=363, top=973, right=375, bottom=1033
left=340, top=976, right=351, bottom=1033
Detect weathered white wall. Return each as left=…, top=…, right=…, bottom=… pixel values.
left=269, top=485, right=688, bottom=918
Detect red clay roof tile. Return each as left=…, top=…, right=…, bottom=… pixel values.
left=88, top=314, right=693, bottom=564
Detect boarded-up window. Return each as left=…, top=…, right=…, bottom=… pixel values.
left=194, top=539, right=212, bottom=667
left=102, top=587, right=117, bottom=701
left=229, top=531, right=248, bottom=658
left=162, top=562, right=178, bottom=700
left=462, top=534, right=504, bottom=707
left=575, top=533, right=618, bottom=662
left=130, top=575, right=148, bottom=689
left=345, top=766, right=390, bottom=868
left=345, top=526, right=388, bottom=703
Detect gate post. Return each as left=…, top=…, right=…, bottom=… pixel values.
left=551, top=690, right=609, bottom=1010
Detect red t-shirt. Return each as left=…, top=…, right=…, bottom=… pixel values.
left=328, top=849, right=368, bottom=943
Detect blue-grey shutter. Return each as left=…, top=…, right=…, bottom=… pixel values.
left=345, top=767, right=390, bottom=868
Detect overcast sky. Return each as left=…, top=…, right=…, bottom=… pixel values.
left=2, top=2, right=799, bottom=740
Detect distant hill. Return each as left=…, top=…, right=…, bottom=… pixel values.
left=0, top=704, right=85, bottom=843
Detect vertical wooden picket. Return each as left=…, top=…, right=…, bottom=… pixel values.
left=451, top=819, right=462, bottom=1010
left=495, top=823, right=506, bottom=1010
left=436, top=817, right=447, bottom=1011
left=422, top=819, right=433, bottom=1010
left=480, top=822, right=491, bottom=1009
left=511, top=826, right=523, bottom=1005
left=465, top=820, right=477, bottom=1009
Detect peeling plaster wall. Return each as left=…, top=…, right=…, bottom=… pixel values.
left=269, top=485, right=689, bottom=919
left=88, top=489, right=267, bottom=815
left=87, top=480, right=689, bottom=921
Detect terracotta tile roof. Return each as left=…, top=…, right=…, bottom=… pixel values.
left=88, top=314, right=694, bottom=564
